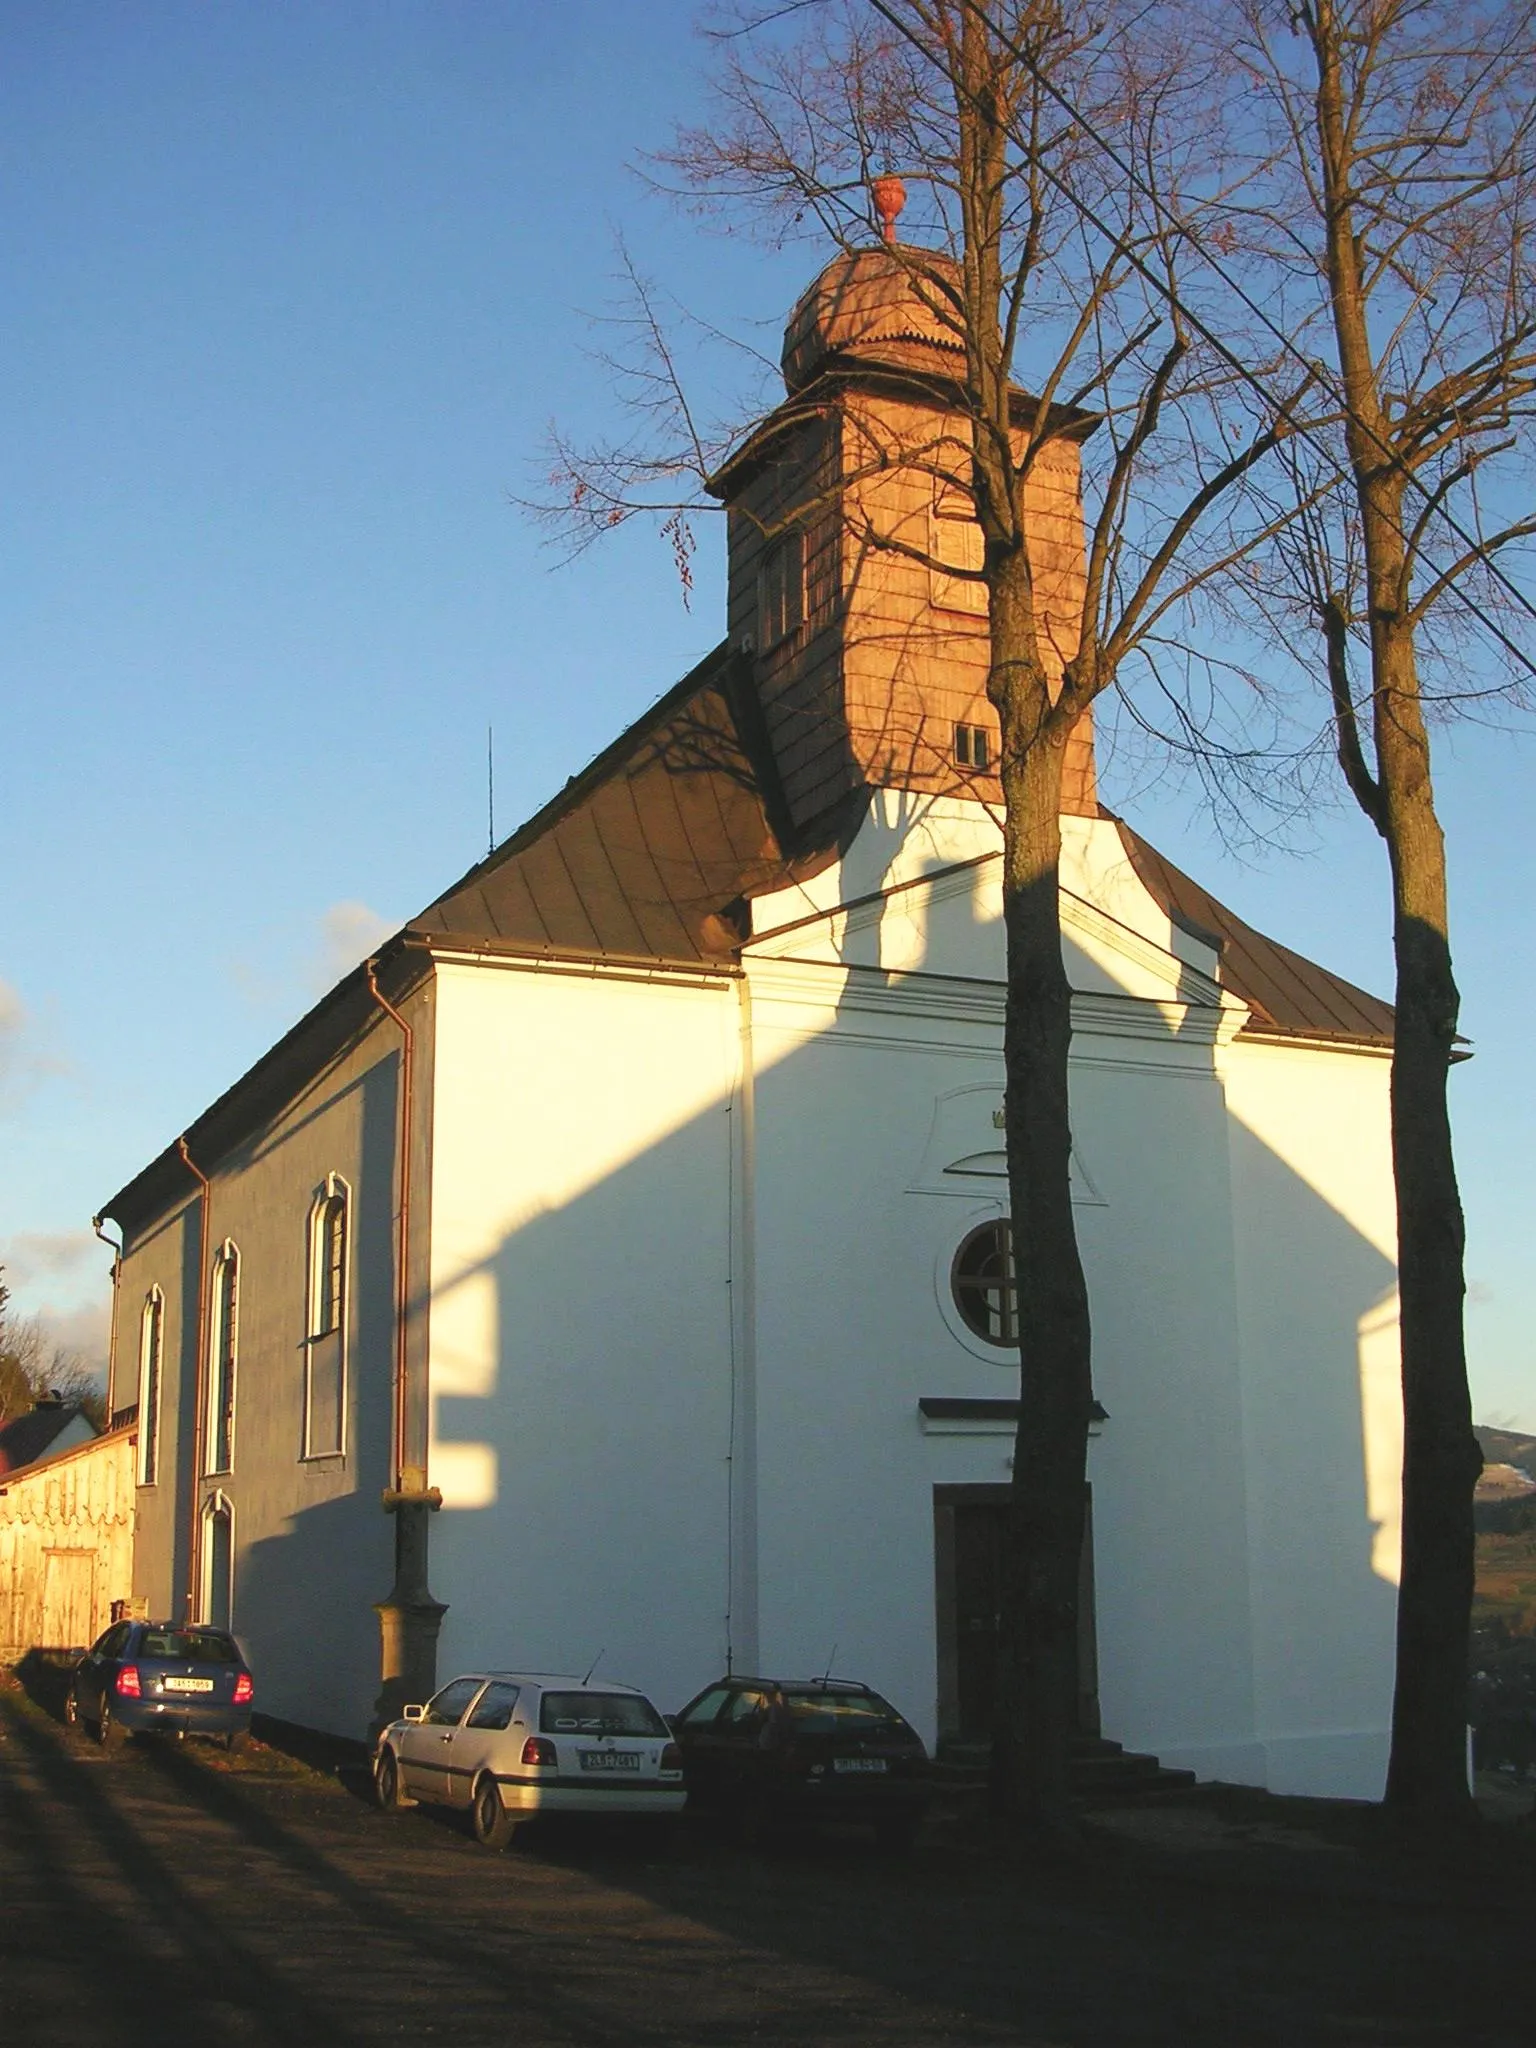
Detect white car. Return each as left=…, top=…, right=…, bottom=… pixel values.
left=373, top=1671, right=687, bottom=1849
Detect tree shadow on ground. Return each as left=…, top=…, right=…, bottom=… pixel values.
left=9, top=1681, right=1536, bottom=2048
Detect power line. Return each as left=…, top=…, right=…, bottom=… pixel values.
left=865, top=0, right=1536, bottom=683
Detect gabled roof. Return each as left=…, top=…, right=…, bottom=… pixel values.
left=101, top=645, right=1393, bottom=1233
left=417, top=656, right=1390, bottom=1043
left=0, top=1401, right=97, bottom=1478
left=1116, top=824, right=1394, bottom=1046
left=413, top=642, right=860, bottom=967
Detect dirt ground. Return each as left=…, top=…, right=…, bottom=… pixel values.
left=2, top=1668, right=1534, bottom=2048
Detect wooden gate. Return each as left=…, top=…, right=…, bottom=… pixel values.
left=41, top=1548, right=98, bottom=1650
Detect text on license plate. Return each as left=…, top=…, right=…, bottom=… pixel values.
left=832, top=1756, right=888, bottom=1773
left=579, top=1749, right=641, bottom=1773
left=162, top=1676, right=215, bottom=1693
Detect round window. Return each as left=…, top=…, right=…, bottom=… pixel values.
left=950, top=1219, right=1017, bottom=1347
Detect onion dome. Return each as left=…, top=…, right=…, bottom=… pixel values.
left=780, top=242, right=966, bottom=393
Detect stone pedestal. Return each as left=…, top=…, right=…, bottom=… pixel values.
left=371, top=1486, right=447, bottom=1739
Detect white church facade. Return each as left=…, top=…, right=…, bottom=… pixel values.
left=101, top=245, right=1405, bottom=1797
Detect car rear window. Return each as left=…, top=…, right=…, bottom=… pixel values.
left=138, top=1630, right=241, bottom=1664
left=538, top=1691, right=667, bottom=1736
left=782, top=1688, right=909, bottom=1736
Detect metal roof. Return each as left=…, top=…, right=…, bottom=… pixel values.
left=1115, top=822, right=1394, bottom=1046
left=100, top=645, right=1393, bottom=1231
left=413, top=643, right=859, bottom=966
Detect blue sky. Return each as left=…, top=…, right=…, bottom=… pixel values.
left=2, top=1, right=1531, bottom=1431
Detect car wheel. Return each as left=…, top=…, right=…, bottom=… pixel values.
left=470, top=1774, right=517, bottom=1852
left=374, top=1747, right=415, bottom=1813
left=96, top=1700, right=127, bottom=1751
left=224, top=1729, right=248, bottom=1756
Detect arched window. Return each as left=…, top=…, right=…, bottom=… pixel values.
left=205, top=1241, right=239, bottom=1475
left=201, top=1490, right=234, bottom=1631
left=304, top=1176, right=349, bottom=1458
left=137, top=1288, right=164, bottom=1486
left=951, top=1220, right=1017, bottom=1347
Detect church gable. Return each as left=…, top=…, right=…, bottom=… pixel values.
left=743, top=812, right=1231, bottom=1016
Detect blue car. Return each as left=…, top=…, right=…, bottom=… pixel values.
left=66, top=1620, right=254, bottom=1751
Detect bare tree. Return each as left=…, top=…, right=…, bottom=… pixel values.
left=0, top=1269, right=106, bottom=1430
left=540, top=0, right=1329, bottom=1834
left=1230, top=0, right=1536, bottom=1819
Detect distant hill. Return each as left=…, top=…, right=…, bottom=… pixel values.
left=1475, top=1425, right=1536, bottom=1474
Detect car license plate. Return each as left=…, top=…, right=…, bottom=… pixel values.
left=832, top=1756, right=888, bottom=1773
left=579, top=1750, right=641, bottom=1773
left=162, top=1677, right=215, bottom=1693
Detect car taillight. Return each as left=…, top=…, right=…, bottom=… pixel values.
left=660, top=1743, right=682, bottom=1773
left=115, top=1665, right=141, bottom=1698
left=233, top=1672, right=253, bottom=1704
left=521, top=1736, right=556, bottom=1767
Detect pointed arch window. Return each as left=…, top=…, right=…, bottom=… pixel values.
left=304, top=1175, right=349, bottom=1459
left=205, top=1240, right=239, bottom=1475
left=201, top=1489, right=235, bottom=1630
left=137, top=1287, right=164, bottom=1486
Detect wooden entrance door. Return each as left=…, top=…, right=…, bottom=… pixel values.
left=41, top=1549, right=97, bottom=1650
left=934, top=1485, right=1099, bottom=1742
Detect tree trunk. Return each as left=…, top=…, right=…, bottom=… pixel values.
left=1371, top=606, right=1481, bottom=1819
left=1309, top=4, right=1482, bottom=1819
left=989, top=552, right=1094, bottom=1835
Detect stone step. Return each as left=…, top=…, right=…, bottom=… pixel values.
left=929, top=1734, right=1198, bottom=1805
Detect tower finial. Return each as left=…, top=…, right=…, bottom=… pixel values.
left=871, top=174, right=906, bottom=245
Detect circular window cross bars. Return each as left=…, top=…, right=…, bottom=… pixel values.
left=951, top=1220, right=1017, bottom=1347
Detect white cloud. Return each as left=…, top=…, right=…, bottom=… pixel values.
left=0, top=977, right=28, bottom=1090
left=313, top=901, right=397, bottom=992
left=0, top=1235, right=112, bottom=1387
left=0, top=1228, right=102, bottom=1292
left=0, top=976, right=68, bottom=1108
left=33, top=1298, right=111, bottom=1381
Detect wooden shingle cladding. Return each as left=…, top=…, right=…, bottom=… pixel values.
left=838, top=391, right=1096, bottom=816
left=725, top=412, right=856, bottom=836
left=714, top=366, right=1097, bottom=830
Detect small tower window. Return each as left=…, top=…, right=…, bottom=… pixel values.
left=931, top=477, right=987, bottom=615
left=955, top=722, right=992, bottom=771
left=758, top=530, right=804, bottom=650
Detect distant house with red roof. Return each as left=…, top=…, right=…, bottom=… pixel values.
left=0, top=1394, right=98, bottom=1477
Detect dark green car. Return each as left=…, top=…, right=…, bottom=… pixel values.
left=671, top=1675, right=930, bottom=1848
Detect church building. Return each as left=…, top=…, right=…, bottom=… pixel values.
left=99, top=240, right=1405, bottom=1798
